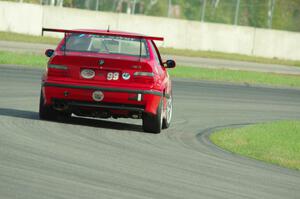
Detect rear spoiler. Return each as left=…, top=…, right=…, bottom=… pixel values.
left=42, top=27, right=164, bottom=41
left=42, top=27, right=163, bottom=60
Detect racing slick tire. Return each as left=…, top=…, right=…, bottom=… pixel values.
left=162, top=95, right=173, bottom=129
left=39, top=90, right=61, bottom=121
left=142, top=99, right=163, bottom=134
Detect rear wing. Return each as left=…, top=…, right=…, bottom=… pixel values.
left=42, top=27, right=163, bottom=60
left=42, top=28, right=164, bottom=41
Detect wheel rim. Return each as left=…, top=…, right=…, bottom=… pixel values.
left=166, top=96, right=173, bottom=124
left=160, top=102, right=164, bottom=129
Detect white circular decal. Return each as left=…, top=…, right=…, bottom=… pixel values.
left=122, top=73, right=131, bottom=80
left=81, top=69, right=95, bottom=79
left=92, top=91, right=104, bottom=102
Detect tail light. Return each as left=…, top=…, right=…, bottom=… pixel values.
left=47, top=64, right=69, bottom=77
left=133, top=72, right=154, bottom=84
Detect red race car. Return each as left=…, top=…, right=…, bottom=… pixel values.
left=39, top=28, right=175, bottom=133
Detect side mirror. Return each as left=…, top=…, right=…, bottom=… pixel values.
left=45, top=49, right=54, bottom=58
left=164, top=60, right=176, bottom=68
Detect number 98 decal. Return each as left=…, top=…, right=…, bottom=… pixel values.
left=107, top=72, right=119, bottom=80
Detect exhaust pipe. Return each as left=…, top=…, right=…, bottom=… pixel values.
left=53, top=101, right=69, bottom=111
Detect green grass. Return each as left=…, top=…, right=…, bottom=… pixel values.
left=1, top=31, right=300, bottom=67
left=0, top=51, right=48, bottom=67
left=160, top=47, right=300, bottom=67
left=0, top=31, right=60, bottom=45
left=169, top=65, right=300, bottom=88
left=1, top=50, right=300, bottom=88
left=210, top=121, right=300, bottom=170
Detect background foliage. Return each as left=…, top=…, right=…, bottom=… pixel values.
left=3, top=0, right=300, bottom=32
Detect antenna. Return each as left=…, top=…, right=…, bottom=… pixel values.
left=107, top=25, right=110, bottom=32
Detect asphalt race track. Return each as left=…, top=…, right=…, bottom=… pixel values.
left=0, top=66, right=300, bottom=199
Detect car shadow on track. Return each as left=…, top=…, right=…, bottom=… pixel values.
left=0, top=108, right=143, bottom=133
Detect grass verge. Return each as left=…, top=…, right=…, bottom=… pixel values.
left=0, top=31, right=60, bottom=45
left=169, top=65, right=300, bottom=88
left=160, top=48, right=300, bottom=67
left=0, top=51, right=48, bottom=68
left=210, top=121, right=300, bottom=170
left=1, top=31, right=300, bottom=67
left=1, top=50, right=300, bottom=88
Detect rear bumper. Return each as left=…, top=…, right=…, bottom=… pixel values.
left=42, top=81, right=162, bottom=115
left=43, top=82, right=163, bottom=96
left=53, top=99, right=145, bottom=112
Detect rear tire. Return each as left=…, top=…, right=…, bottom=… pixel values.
left=142, top=99, right=163, bottom=134
left=39, top=90, right=58, bottom=121
left=162, top=95, right=173, bottom=129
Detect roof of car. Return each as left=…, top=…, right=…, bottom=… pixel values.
left=42, top=28, right=164, bottom=41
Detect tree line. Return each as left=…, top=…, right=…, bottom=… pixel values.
left=6, top=0, right=300, bottom=32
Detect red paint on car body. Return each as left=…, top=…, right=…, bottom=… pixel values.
left=40, top=28, right=175, bottom=132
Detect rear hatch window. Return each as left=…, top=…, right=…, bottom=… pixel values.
left=63, top=33, right=149, bottom=58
